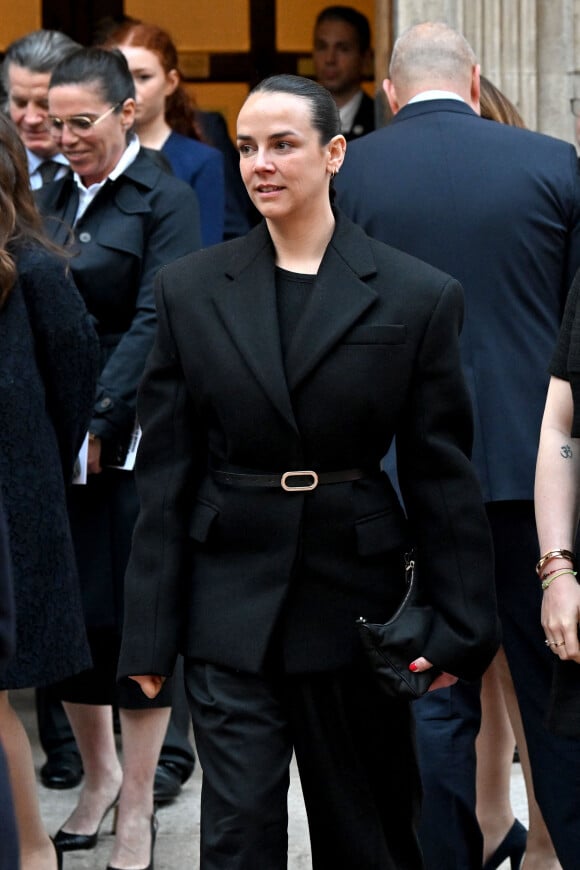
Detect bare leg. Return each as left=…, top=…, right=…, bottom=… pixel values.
left=108, top=706, right=171, bottom=869
left=0, top=690, right=58, bottom=869
left=495, top=649, right=562, bottom=870
left=59, top=701, right=123, bottom=835
left=476, top=654, right=517, bottom=863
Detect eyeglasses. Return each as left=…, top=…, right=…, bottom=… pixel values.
left=48, top=102, right=123, bottom=136
left=570, top=98, right=580, bottom=118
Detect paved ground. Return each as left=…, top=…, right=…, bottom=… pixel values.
left=13, top=688, right=526, bottom=869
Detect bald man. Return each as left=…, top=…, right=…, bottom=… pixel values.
left=337, top=21, right=580, bottom=870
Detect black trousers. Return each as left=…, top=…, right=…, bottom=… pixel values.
left=414, top=679, right=482, bottom=869
left=185, top=659, right=423, bottom=870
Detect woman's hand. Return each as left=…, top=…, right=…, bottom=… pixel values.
left=87, top=435, right=102, bottom=475
left=542, top=573, right=580, bottom=663
left=409, top=656, right=458, bottom=691
left=129, top=674, right=167, bottom=698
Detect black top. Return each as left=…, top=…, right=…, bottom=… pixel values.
left=275, top=267, right=315, bottom=362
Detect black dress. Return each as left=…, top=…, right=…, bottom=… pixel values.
left=0, top=242, right=98, bottom=689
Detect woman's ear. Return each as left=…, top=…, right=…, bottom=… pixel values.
left=328, top=133, right=347, bottom=174
left=165, top=69, right=180, bottom=97
left=120, top=98, right=137, bottom=130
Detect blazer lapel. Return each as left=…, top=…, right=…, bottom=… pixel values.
left=212, top=225, right=299, bottom=433
left=285, top=214, right=379, bottom=390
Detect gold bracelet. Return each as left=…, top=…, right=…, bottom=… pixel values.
left=541, top=569, right=578, bottom=591
left=536, top=549, right=576, bottom=577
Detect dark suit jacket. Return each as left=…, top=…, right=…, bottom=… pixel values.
left=36, top=148, right=202, bottom=461
left=119, top=211, right=499, bottom=683
left=336, top=99, right=580, bottom=502
left=345, top=91, right=375, bottom=141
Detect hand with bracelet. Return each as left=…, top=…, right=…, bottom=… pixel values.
left=540, top=553, right=580, bottom=663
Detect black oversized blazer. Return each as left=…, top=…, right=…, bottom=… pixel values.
left=119, top=211, right=500, bottom=683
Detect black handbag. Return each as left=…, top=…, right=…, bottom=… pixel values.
left=356, top=553, right=440, bottom=700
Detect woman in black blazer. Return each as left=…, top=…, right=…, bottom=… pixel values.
left=35, top=48, right=201, bottom=870
left=121, top=75, right=499, bottom=869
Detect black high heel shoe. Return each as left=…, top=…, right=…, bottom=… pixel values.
left=53, top=793, right=119, bottom=852
left=106, top=813, right=158, bottom=870
left=482, top=818, right=527, bottom=870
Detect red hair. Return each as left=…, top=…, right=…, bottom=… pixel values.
left=102, top=20, right=205, bottom=140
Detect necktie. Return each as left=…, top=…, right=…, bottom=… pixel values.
left=38, top=160, right=60, bottom=185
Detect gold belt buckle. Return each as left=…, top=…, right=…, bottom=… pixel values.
left=280, top=470, right=319, bottom=492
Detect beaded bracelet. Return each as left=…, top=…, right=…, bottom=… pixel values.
left=541, top=569, right=578, bottom=591
left=536, top=549, right=576, bottom=577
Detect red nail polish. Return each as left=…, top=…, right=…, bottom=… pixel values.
left=409, top=663, right=418, bottom=672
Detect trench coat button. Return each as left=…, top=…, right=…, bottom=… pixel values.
left=99, top=397, right=112, bottom=409
left=79, top=231, right=91, bottom=243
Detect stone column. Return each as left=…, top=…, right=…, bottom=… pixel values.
left=381, top=0, right=580, bottom=146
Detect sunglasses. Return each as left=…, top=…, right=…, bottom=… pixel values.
left=48, top=102, right=123, bottom=136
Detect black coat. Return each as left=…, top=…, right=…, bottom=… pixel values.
left=36, top=147, right=202, bottom=628
left=0, top=243, right=98, bottom=688
left=119, top=212, right=500, bottom=683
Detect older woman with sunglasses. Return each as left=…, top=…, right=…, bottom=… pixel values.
left=35, top=47, right=201, bottom=870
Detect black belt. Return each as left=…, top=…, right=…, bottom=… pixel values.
left=210, top=465, right=374, bottom=492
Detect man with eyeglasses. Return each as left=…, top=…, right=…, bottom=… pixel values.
left=2, top=30, right=80, bottom=189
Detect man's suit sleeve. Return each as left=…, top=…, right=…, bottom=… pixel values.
left=118, top=265, right=203, bottom=678
left=396, top=278, right=500, bottom=680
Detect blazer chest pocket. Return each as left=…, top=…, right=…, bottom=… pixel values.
left=342, top=324, right=407, bottom=345
left=188, top=499, right=219, bottom=543
left=355, top=509, right=408, bottom=556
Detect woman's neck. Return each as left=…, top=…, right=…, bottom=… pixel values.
left=136, top=116, right=172, bottom=150
left=268, top=204, right=335, bottom=274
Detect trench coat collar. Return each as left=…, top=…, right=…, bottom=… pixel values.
left=213, top=209, right=379, bottom=431
left=36, top=148, right=163, bottom=245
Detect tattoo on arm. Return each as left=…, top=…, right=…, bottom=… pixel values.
left=560, top=444, right=573, bottom=459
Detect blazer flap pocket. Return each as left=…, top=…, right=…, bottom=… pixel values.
left=343, top=324, right=407, bottom=345
left=355, top=509, right=408, bottom=556
left=188, top=499, right=219, bottom=542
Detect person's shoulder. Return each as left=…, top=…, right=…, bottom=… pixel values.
left=163, top=131, right=222, bottom=165
left=369, top=231, right=456, bottom=290
left=159, top=224, right=264, bottom=283
left=336, top=211, right=458, bottom=295
left=129, top=148, right=200, bottom=201
left=13, top=240, right=63, bottom=277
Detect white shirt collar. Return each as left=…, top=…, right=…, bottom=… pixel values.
left=73, top=135, right=141, bottom=223
left=407, top=90, right=466, bottom=105
left=27, top=148, right=70, bottom=190
left=339, top=90, right=364, bottom=134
